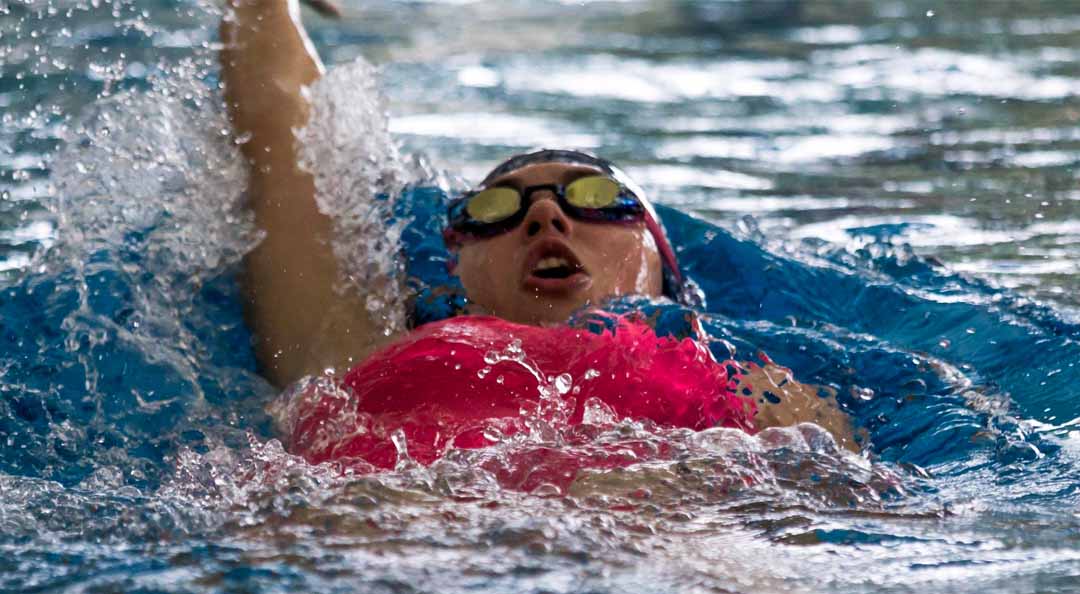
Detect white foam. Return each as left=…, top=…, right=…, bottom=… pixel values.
left=296, top=57, right=411, bottom=334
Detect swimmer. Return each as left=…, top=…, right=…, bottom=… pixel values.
left=218, top=0, right=859, bottom=457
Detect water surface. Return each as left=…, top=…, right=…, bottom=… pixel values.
left=2, top=1, right=1080, bottom=592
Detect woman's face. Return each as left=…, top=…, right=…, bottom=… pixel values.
left=451, top=162, right=663, bottom=325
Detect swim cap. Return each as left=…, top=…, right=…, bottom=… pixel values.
left=474, top=149, right=685, bottom=300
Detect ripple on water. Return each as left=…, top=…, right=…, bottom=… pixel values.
left=3, top=0, right=1080, bottom=592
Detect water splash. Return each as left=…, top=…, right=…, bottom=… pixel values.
left=296, top=57, right=410, bottom=336
left=0, top=36, right=275, bottom=488
left=481, top=337, right=576, bottom=441
left=4, top=1, right=1080, bottom=591
left=48, top=74, right=258, bottom=275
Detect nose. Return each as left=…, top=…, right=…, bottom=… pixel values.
left=522, top=192, right=572, bottom=237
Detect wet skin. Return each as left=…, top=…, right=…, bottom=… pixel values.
left=451, top=162, right=664, bottom=326
left=450, top=162, right=860, bottom=451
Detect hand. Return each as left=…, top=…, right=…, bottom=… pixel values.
left=734, top=359, right=862, bottom=453
left=224, top=0, right=340, bottom=24
left=301, top=0, right=341, bottom=18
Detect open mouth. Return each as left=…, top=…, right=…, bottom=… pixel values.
left=532, top=255, right=581, bottom=279
left=523, top=241, right=591, bottom=293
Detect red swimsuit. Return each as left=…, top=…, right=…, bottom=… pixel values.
left=283, top=315, right=755, bottom=471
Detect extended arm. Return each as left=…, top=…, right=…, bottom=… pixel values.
left=220, top=0, right=390, bottom=387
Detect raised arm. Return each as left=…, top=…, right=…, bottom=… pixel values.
left=220, top=0, right=391, bottom=387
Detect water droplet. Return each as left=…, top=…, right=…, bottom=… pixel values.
left=496, top=375, right=505, bottom=385
left=583, top=369, right=600, bottom=380
left=582, top=397, right=617, bottom=425
left=390, top=430, right=412, bottom=468
left=477, top=366, right=491, bottom=379
left=926, top=9, right=935, bottom=17
left=554, top=373, right=572, bottom=395
left=505, top=338, right=525, bottom=361
left=852, top=387, right=875, bottom=401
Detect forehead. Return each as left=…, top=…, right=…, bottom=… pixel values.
left=484, top=162, right=605, bottom=189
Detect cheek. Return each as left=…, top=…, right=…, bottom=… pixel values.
left=585, top=227, right=663, bottom=296
left=632, top=231, right=663, bottom=294
left=455, top=239, right=516, bottom=301
left=455, top=244, right=489, bottom=289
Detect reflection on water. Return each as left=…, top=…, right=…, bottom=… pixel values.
left=1, top=0, right=1080, bottom=592
left=369, top=0, right=1080, bottom=310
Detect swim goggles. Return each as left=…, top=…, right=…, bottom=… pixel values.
left=442, top=149, right=686, bottom=299
left=444, top=175, right=646, bottom=241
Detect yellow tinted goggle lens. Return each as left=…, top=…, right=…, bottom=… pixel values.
left=565, top=176, right=621, bottom=209
left=466, top=187, right=521, bottom=223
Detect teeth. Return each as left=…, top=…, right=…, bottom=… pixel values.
left=535, top=256, right=570, bottom=271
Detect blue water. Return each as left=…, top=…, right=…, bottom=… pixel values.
left=3, top=0, right=1080, bottom=592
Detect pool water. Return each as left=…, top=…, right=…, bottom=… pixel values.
left=2, top=0, right=1080, bottom=592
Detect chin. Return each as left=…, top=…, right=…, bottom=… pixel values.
left=512, top=295, right=588, bottom=326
